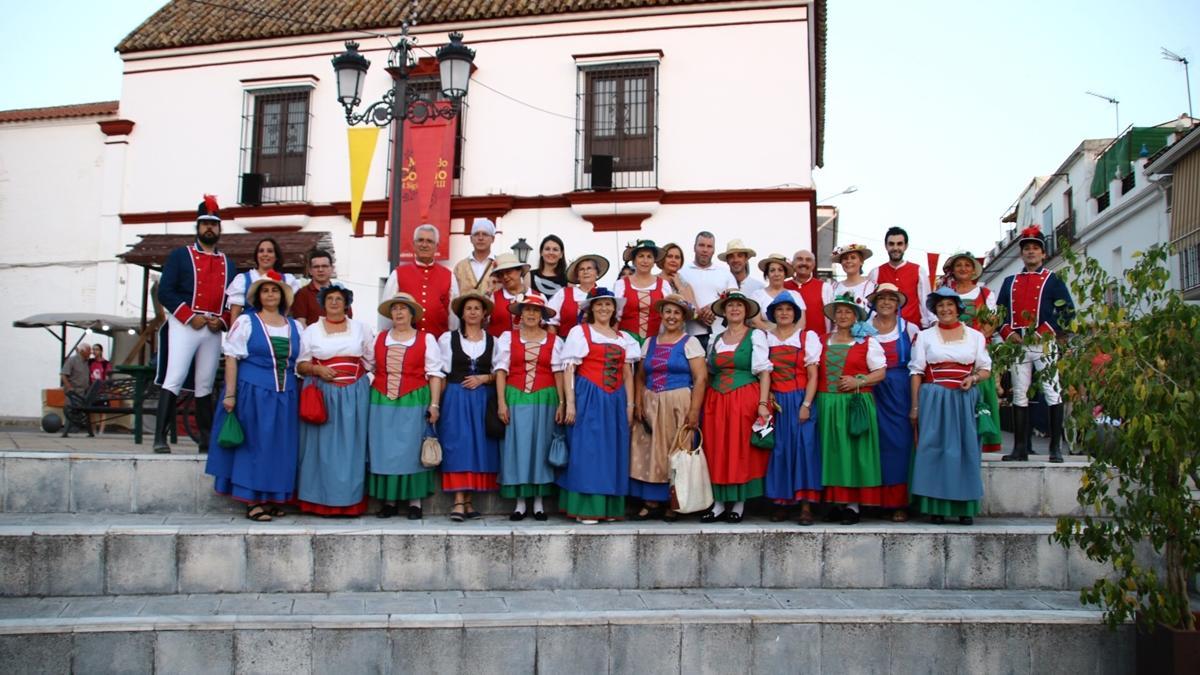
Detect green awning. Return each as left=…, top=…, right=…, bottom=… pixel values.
left=1091, top=127, right=1174, bottom=197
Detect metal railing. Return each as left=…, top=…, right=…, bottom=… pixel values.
left=575, top=62, right=658, bottom=190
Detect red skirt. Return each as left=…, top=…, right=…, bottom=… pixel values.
left=441, top=471, right=499, bottom=492
left=298, top=498, right=368, bottom=516
left=702, top=383, right=769, bottom=485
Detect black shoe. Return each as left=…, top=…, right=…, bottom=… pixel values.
left=376, top=503, right=399, bottom=519
left=466, top=509, right=483, bottom=520
left=1002, top=406, right=1030, bottom=461
left=533, top=511, right=548, bottom=521
left=662, top=512, right=678, bottom=523
left=509, top=510, right=527, bottom=522
left=406, top=505, right=423, bottom=520
left=699, top=510, right=719, bottom=523
left=823, top=506, right=843, bottom=523
left=152, top=390, right=178, bottom=454
left=724, top=511, right=743, bottom=524
left=840, top=509, right=860, bottom=525
left=931, top=515, right=946, bottom=524
left=1048, top=404, right=1065, bottom=463
left=959, top=516, right=974, bottom=525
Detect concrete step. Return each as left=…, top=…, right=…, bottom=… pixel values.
left=0, top=514, right=1123, bottom=597
left=0, top=450, right=1088, bottom=518
left=0, top=589, right=1132, bottom=674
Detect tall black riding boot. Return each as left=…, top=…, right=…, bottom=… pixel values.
left=1003, top=406, right=1030, bottom=461
left=194, top=394, right=213, bottom=454
left=153, top=390, right=177, bottom=454
left=1047, top=404, right=1065, bottom=463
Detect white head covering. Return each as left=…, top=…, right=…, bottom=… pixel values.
left=471, top=218, right=497, bottom=237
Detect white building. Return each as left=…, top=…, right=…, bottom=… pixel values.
left=0, top=0, right=828, bottom=418
left=982, top=116, right=1196, bottom=300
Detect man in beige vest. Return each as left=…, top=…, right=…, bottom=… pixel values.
left=453, top=218, right=498, bottom=294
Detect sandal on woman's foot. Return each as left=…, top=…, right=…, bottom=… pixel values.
left=797, top=510, right=815, bottom=526
left=266, top=505, right=287, bottom=518
left=246, top=504, right=273, bottom=522
left=464, top=500, right=482, bottom=519
left=450, top=500, right=467, bottom=523
left=891, top=509, right=909, bottom=523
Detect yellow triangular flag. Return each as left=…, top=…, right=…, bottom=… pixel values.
left=347, top=127, right=380, bottom=230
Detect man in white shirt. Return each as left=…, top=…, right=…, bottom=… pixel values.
left=719, top=239, right=766, bottom=295
left=452, top=218, right=498, bottom=294
left=679, top=231, right=736, bottom=349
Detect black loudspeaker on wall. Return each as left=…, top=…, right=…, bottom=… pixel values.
left=241, top=173, right=264, bottom=206
left=591, top=155, right=613, bottom=191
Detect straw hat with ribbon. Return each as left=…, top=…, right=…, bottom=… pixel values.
left=757, top=253, right=795, bottom=276
left=247, top=270, right=294, bottom=307
left=712, top=288, right=761, bottom=320
left=508, top=293, right=557, bottom=319
left=942, top=250, right=983, bottom=280
left=566, top=254, right=610, bottom=283
left=717, top=239, right=757, bottom=262
left=832, top=243, right=873, bottom=263
left=823, top=292, right=868, bottom=322
left=450, top=289, right=495, bottom=319
left=622, top=239, right=664, bottom=263
left=377, top=292, right=425, bottom=322
left=653, top=293, right=696, bottom=322
left=490, top=252, right=530, bottom=277
left=867, top=282, right=908, bottom=309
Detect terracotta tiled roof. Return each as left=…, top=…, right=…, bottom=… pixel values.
left=116, top=0, right=763, bottom=53
left=0, top=101, right=118, bottom=124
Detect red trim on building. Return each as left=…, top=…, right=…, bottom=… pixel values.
left=573, top=48, right=665, bottom=60
left=239, top=74, right=319, bottom=83
left=582, top=213, right=653, bottom=232
left=98, top=119, right=136, bottom=136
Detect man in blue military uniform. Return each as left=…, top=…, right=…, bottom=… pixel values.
left=154, top=196, right=237, bottom=453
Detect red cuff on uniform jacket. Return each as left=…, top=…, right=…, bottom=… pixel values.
left=173, top=303, right=194, bottom=323
left=1036, top=322, right=1055, bottom=337
left=999, top=324, right=1014, bottom=340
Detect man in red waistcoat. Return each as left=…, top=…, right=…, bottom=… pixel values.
left=382, top=224, right=459, bottom=336
left=785, top=249, right=833, bottom=332
left=868, top=226, right=933, bottom=327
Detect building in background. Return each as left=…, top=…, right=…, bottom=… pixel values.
left=1145, top=124, right=1200, bottom=300
left=0, top=0, right=829, bottom=418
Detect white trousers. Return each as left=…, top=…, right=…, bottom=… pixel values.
left=1010, top=341, right=1061, bottom=407
left=161, top=314, right=223, bottom=397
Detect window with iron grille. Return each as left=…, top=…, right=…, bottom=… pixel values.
left=1096, top=192, right=1110, bottom=213
left=1120, top=171, right=1136, bottom=195
left=575, top=63, right=658, bottom=190
left=1181, top=242, right=1200, bottom=292
left=239, top=88, right=313, bottom=203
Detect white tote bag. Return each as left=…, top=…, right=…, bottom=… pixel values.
left=669, top=426, right=714, bottom=514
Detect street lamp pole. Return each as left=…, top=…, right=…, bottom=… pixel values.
left=332, top=31, right=475, bottom=271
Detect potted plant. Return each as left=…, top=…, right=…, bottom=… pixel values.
left=1049, top=244, right=1200, bottom=673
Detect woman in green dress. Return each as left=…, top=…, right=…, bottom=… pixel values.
left=817, top=293, right=886, bottom=525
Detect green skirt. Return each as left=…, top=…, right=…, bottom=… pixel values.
left=560, top=489, right=625, bottom=519
left=818, top=392, right=882, bottom=488
left=978, top=377, right=1002, bottom=450
left=712, top=478, right=764, bottom=502
left=368, top=470, right=437, bottom=501
left=912, top=495, right=979, bottom=518
left=500, top=483, right=557, bottom=498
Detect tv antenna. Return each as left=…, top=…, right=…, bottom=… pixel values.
left=1086, top=91, right=1121, bottom=135
left=1161, top=47, right=1193, bottom=118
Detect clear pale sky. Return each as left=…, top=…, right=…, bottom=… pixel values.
left=2, top=0, right=1197, bottom=261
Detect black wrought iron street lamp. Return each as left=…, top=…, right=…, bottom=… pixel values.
left=332, top=32, right=475, bottom=270
left=510, top=238, right=533, bottom=264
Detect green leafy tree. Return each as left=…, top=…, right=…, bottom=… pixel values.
left=1050, top=243, right=1200, bottom=631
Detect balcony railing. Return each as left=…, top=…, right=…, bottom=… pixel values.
left=1048, top=213, right=1076, bottom=259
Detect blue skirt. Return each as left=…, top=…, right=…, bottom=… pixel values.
left=764, top=388, right=822, bottom=500
left=628, top=478, right=670, bottom=501
left=558, top=377, right=629, bottom=497
left=499, top=388, right=559, bottom=487
left=206, top=379, right=298, bottom=503
left=367, top=390, right=427, bottom=476
left=875, top=366, right=914, bottom=487
left=438, top=383, right=500, bottom=474
left=297, top=376, right=369, bottom=507
left=910, top=384, right=984, bottom=502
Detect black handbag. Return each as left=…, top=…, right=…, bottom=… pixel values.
left=485, top=389, right=506, bottom=439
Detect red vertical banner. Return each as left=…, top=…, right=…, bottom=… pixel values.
left=392, top=102, right=458, bottom=261
left=927, top=252, right=941, bottom=288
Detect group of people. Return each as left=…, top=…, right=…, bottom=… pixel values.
left=155, top=196, right=1073, bottom=524
left=59, top=341, right=113, bottom=435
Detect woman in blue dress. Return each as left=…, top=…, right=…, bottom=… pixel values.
left=438, top=290, right=501, bottom=521
left=207, top=271, right=301, bottom=522
left=295, top=285, right=374, bottom=516
left=561, top=288, right=641, bottom=523
left=868, top=282, right=921, bottom=522
left=368, top=292, right=445, bottom=520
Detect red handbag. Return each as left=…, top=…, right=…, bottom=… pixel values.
left=299, top=380, right=328, bottom=424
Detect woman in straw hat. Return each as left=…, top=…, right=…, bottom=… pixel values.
left=487, top=253, right=534, bottom=337
left=868, top=283, right=921, bottom=522
left=493, top=294, right=565, bottom=521
left=560, top=288, right=641, bottom=523
left=438, top=290, right=501, bottom=522
left=368, top=293, right=446, bottom=519
left=547, top=254, right=609, bottom=337
left=817, top=292, right=886, bottom=525
left=751, top=254, right=806, bottom=331
left=830, top=244, right=877, bottom=307
left=761, top=291, right=823, bottom=525
left=630, top=294, right=707, bottom=521
left=615, top=239, right=669, bottom=344
left=294, top=285, right=375, bottom=516
left=908, top=288, right=993, bottom=525
left=700, top=289, right=772, bottom=524
left=207, top=271, right=302, bottom=522
left=943, top=251, right=1002, bottom=454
